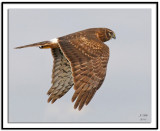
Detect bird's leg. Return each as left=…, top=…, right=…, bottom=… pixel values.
left=39, top=43, right=59, bottom=49
left=39, top=45, right=51, bottom=49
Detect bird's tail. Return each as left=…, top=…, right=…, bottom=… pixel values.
left=15, top=41, right=59, bottom=49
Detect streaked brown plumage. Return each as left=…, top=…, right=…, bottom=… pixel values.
left=15, top=28, right=116, bottom=110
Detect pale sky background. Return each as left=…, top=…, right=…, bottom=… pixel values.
left=9, top=9, right=151, bottom=122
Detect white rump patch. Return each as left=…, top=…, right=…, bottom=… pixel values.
left=50, top=38, right=58, bottom=43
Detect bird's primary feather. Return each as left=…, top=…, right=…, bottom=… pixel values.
left=47, top=48, right=74, bottom=103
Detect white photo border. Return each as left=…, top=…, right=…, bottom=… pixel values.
left=2, top=2, right=158, bottom=129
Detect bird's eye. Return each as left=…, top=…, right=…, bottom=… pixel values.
left=108, top=32, right=112, bottom=37
left=110, top=31, right=113, bottom=35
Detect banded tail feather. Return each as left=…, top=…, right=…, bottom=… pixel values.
left=15, top=40, right=59, bottom=49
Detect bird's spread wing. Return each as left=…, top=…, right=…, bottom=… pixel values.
left=47, top=48, right=74, bottom=103
left=58, top=35, right=110, bottom=110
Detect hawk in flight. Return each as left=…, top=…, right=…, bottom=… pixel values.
left=15, top=28, right=116, bottom=110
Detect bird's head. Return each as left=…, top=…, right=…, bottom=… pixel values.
left=96, top=28, right=116, bottom=42
left=107, top=30, right=116, bottom=40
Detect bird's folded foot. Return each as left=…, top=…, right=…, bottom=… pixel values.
left=39, top=46, right=51, bottom=49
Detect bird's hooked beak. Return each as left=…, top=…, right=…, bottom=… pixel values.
left=112, top=32, right=116, bottom=39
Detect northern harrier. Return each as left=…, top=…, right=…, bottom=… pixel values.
left=15, top=28, right=116, bottom=110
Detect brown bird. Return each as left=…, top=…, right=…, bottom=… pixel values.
left=15, top=28, right=116, bottom=110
